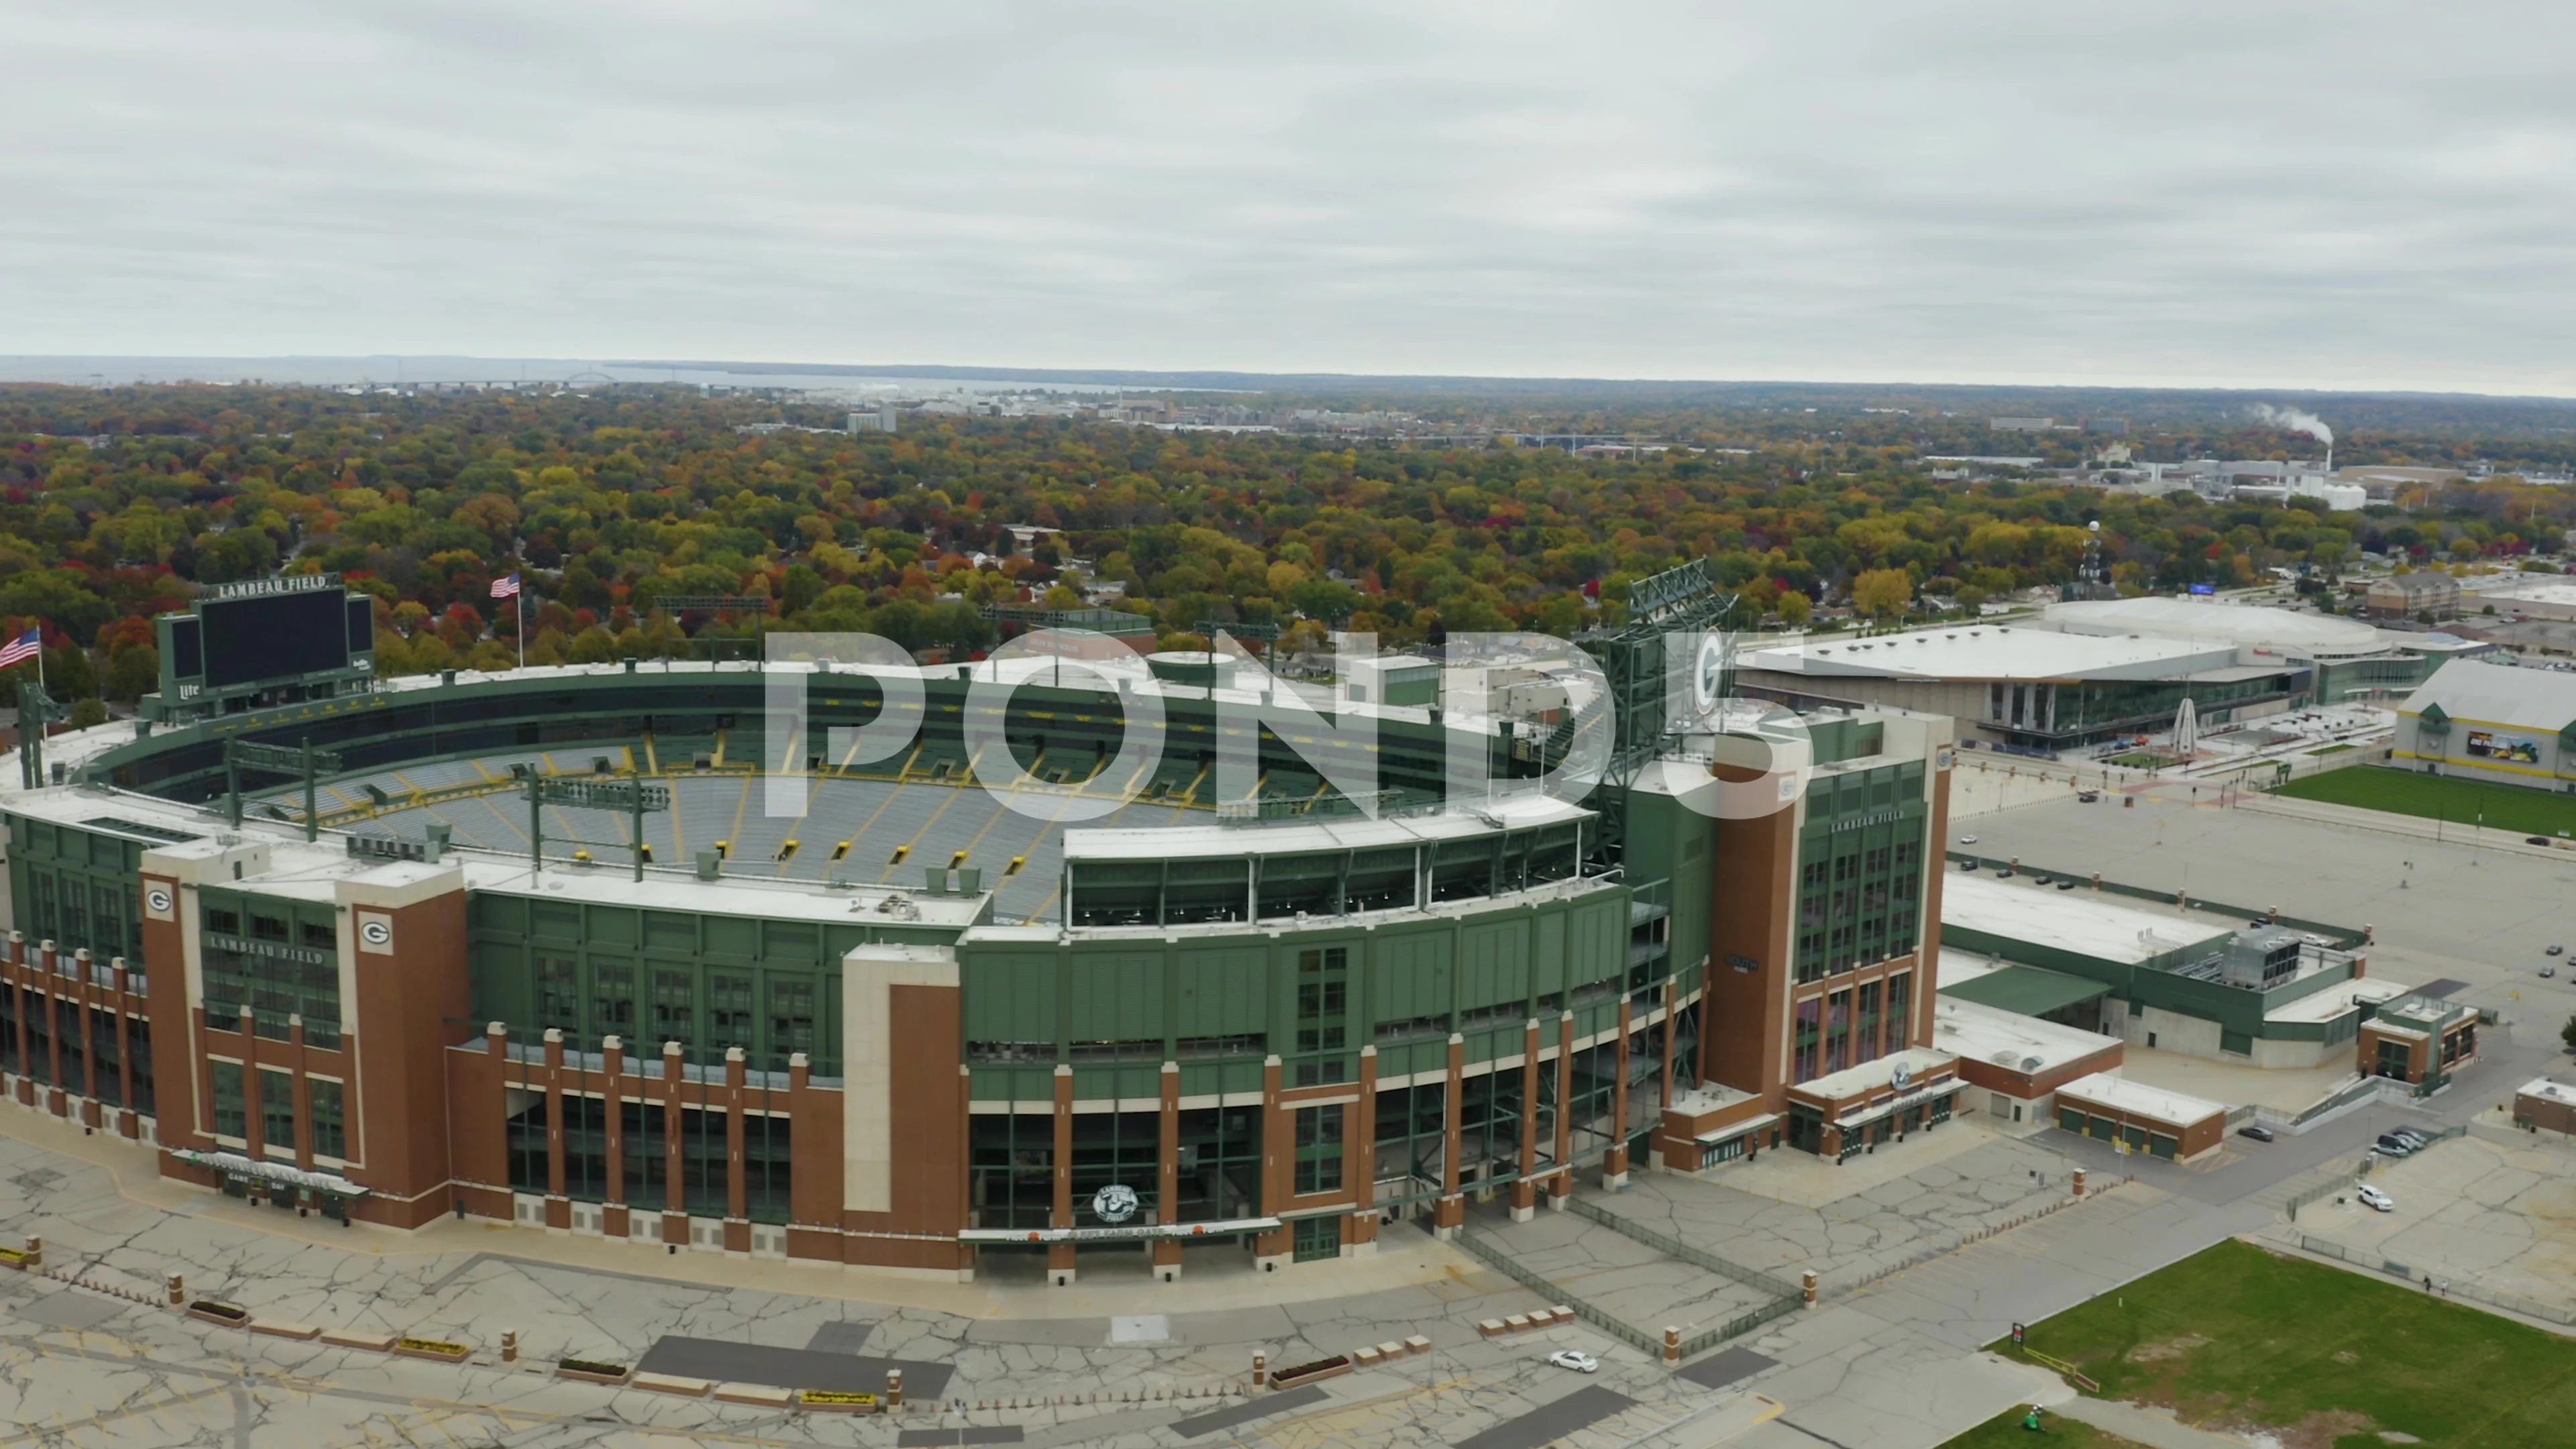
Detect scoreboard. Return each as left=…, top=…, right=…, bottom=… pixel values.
left=154, top=576, right=376, bottom=720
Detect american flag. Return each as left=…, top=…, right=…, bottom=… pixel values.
left=0, top=627, right=38, bottom=669
left=490, top=573, right=521, bottom=600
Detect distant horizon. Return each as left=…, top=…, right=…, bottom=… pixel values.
left=5, top=354, right=2576, bottom=408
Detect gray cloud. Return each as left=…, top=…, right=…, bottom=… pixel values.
left=4, top=0, right=2574, bottom=392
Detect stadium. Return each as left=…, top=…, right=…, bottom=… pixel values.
left=0, top=566, right=1954, bottom=1281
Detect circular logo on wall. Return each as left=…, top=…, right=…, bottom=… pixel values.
left=360, top=920, right=392, bottom=948
left=1890, top=1063, right=1914, bottom=1091
left=145, top=888, right=174, bottom=914
left=1691, top=635, right=1727, bottom=714
left=1090, top=1183, right=1140, bottom=1224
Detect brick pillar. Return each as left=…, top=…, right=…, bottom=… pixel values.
left=1154, top=1061, right=1182, bottom=1281
left=43, top=943, right=64, bottom=1114
left=73, top=949, right=98, bottom=1107
left=662, top=1040, right=686, bottom=1247
left=289, top=1016, right=314, bottom=1172
left=1348, top=1044, right=1379, bottom=1249
left=1659, top=999, right=1678, bottom=1107
left=239, top=1004, right=264, bottom=1159
left=1510, top=1018, right=1540, bottom=1222
left=600, top=1036, right=626, bottom=1239
left=723, top=1046, right=749, bottom=1254
left=112, top=957, right=137, bottom=1138
left=543, top=1028, right=570, bottom=1229
left=475, top=1022, right=509, bottom=1218
left=1434, top=1034, right=1465, bottom=1238
left=7, top=934, right=27, bottom=1104
left=1550, top=1012, right=1574, bottom=1209
left=1605, top=997, right=1633, bottom=1189
left=1252, top=1054, right=1291, bottom=1271
left=1049, top=1063, right=1076, bottom=1285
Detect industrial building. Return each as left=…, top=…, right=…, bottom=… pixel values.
left=1736, top=597, right=2477, bottom=751
left=1936, top=870, right=2390, bottom=1069
left=2392, top=658, right=2576, bottom=792
left=0, top=568, right=1958, bottom=1280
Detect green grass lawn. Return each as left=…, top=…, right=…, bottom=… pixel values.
left=1939, top=1407, right=2146, bottom=1448
left=1968, top=1239, right=2576, bottom=1448
left=2308, top=742, right=2357, bottom=755
left=2273, top=764, right=2576, bottom=839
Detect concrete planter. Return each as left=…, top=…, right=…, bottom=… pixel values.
left=796, top=1389, right=881, bottom=1413
left=394, top=1336, right=471, bottom=1364
left=1266, top=1356, right=1352, bottom=1391
left=555, top=1361, right=633, bottom=1387
left=186, top=1301, right=250, bottom=1328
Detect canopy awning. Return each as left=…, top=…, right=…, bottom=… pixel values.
left=172, top=1149, right=370, bottom=1198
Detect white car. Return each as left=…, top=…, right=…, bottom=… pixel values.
left=1957, top=835, right=1979, bottom=845
left=1547, top=1350, right=1600, bottom=1375
left=2357, top=1185, right=2395, bottom=1214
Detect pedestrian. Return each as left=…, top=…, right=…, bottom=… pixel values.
left=2424, top=1275, right=2434, bottom=1292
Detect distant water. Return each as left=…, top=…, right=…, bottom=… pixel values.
left=0, top=356, right=1133, bottom=395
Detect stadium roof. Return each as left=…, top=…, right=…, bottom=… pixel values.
left=2043, top=596, right=2385, bottom=658
left=1933, top=997, right=2121, bottom=1077
left=1741, top=627, right=2229, bottom=683
left=2398, top=657, right=2576, bottom=730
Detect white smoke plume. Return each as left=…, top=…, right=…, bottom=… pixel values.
left=2251, top=404, right=2333, bottom=445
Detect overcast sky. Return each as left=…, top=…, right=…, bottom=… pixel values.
left=7, top=1, right=2575, bottom=393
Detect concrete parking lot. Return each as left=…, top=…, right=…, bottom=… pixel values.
left=2284, top=1127, right=2576, bottom=1324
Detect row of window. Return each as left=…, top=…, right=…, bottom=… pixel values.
left=1790, top=973, right=1913, bottom=1085
left=504, top=1097, right=793, bottom=1223
left=208, top=1060, right=346, bottom=1159
left=0, top=992, right=157, bottom=1114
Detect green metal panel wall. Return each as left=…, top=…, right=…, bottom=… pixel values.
left=962, top=881, right=1629, bottom=1101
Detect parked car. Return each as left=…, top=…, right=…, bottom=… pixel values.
left=2078, top=790, right=2101, bottom=802
left=2357, top=1185, right=2395, bottom=1213
left=2548, top=944, right=2565, bottom=957
left=2528, top=837, right=2551, bottom=847
left=1957, top=835, right=1979, bottom=845
left=2056, top=879, right=2078, bottom=891
left=2237, top=1124, right=2276, bottom=1142
left=1994, top=867, right=2015, bottom=877
left=2544, top=966, right=2559, bottom=979
left=1547, top=1350, right=1600, bottom=1375
left=2374, top=1134, right=2415, bottom=1157
left=2391, top=1126, right=2430, bottom=1148
left=2033, top=875, right=2051, bottom=886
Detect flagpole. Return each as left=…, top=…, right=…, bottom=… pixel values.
left=517, top=584, right=525, bottom=674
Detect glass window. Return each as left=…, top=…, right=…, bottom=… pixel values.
left=743, top=1112, right=792, bottom=1224
left=260, top=1067, right=297, bottom=1155
left=310, top=1077, right=345, bottom=1159
left=651, top=969, right=694, bottom=1046
left=1294, top=1104, right=1344, bottom=1195
left=211, top=1060, right=248, bottom=1139
left=622, top=1100, right=667, bottom=1209
left=592, top=963, right=636, bottom=1039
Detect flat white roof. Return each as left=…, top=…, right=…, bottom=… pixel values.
left=1934, top=997, right=2121, bottom=1078
left=2265, top=977, right=2412, bottom=1024
left=1936, top=948, right=2006, bottom=988
left=2057, top=1071, right=2228, bottom=1125
left=2466, top=578, right=2576, bottom=608
left=2516, top=1077, right=2576, bottom=1106
left=2043, top=596, right=2385, bottom=658
left=1942, top=871, right=2231, bottom=967
left=1743, top=627, right=2228, bottom=684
